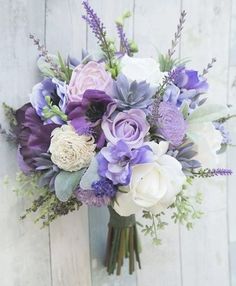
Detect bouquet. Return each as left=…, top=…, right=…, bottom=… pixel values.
left=1, top=1, right=234, bottom=276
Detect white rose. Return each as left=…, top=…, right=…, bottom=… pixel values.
left=114, top=141, right=186, bottom=216
left=120, top=55, right=163, bottom=89
left=49, top=125, right=96, bottom=172
left=187, top=122, right=222, bottom=168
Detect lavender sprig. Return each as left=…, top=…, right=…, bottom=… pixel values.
left=29, top=34, right=61, bottom=77
left=82, top=1, right=115, bottom=70
left=192, top=168, right=233, bottom=178
left=201, top=58, right=217, bottom=76
left=167, top=10, right=187, bottom=59
left=116, top=23, right=131, bottom=55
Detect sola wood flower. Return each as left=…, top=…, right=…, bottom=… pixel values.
left=49, top=125, right=96, bottom=172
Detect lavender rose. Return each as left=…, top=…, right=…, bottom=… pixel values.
left=102, top=106, right=150, bottom=149
left=68, top=61, right=113, bottom=101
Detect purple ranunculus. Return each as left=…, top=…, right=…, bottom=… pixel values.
left=97, top=140, right=153, bottom=185
left=66, top=89, right=113, bottom=148
left=30, top=78, right=67, bottom=124
left=15, top=103, right=58, bottom=171
left=157, top=102, right=187, bottom=146
left=102, top=107, right=150, bottom=149
left=164, top=66, right=208, bottom=108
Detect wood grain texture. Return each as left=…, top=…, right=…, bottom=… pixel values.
left=134, top=1, right=182, bottom=285
left=180, top=1, right=231, bottom=285
left=0, top=1, right=235, bottom=285
left=0, top=1, right=51, bottom=286
left=228, top=1, right=236, bottom=284
left=45, top=1, right=91, bottom=285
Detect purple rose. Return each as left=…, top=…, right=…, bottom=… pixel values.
left=102, top=107, right=150, bottom=148
left=67, top=61, right=113, bottom=102
left=97, top=140, right=153, bottom=185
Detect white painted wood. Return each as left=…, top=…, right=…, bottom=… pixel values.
left=0, top=1, right=52, bottom=286
left=180, top=1, right=231, bottom=285
left=45, top=1, right=91, bottom=285
left=228, top=1, right=236, bottom=283
left=181, top=210, right=230, bottom=286
left=134, top=1, right=183, bottom=285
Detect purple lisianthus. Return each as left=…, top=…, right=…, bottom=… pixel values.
left=157, top=102, right=187, bottom=146
left=164, top=66, right=208, bottom=109
left=66, top=89, right=113, bottom=148
left=97, top=140, right=153, bottom=185
left=102, top=105, right=150, bottom=149
left=15, top=103, right=58, bottom=171
left=30, top=78, right=67, bottom=124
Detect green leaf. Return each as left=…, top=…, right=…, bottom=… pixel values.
left=55, top=169, right=85, bottom=202
left=80, top=157, right=99, bottom=189
left=187, top=104, right=230, bottom=123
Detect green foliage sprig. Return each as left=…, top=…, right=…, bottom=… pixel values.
left=140, top=210, right=168, bottom=245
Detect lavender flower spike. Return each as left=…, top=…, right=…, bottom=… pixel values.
left=116, top=23, right=131, bottom=55
left=210, top=168, right=233, bottom=176
left=82, top=1, right=106, bottom=44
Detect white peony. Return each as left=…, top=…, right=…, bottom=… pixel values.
left=49, top=125, right=96, bottom=172
left=120, top=55, right=164, bottom=89
left=187, top=122, right=222, bottom=168
left=113, top=141, right=186, bottom=216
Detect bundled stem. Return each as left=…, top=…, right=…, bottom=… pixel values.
left=105, top=207, right=141, bottom=275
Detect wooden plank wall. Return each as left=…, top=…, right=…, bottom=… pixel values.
left=0, top=1, right=235, bottom=286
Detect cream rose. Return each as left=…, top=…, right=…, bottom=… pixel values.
left=120, top=55, right=164, bottom=89
left=187, top=122, right=222, bottom=168
left=114, top=141, right=186, bottom=216
left=49, top=125, right=96, bottom=172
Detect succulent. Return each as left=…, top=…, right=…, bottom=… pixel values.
left=113, top=74, right=154, bottom=112
left=34, top=153, right=60, bottom=190
left=168, top=142, right=201, bottom=174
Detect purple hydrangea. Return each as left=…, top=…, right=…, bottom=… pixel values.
left=157, top=102, right=187, bottom=146
left=97, top=140, right=153, bottom=185
left=164, top=66, right=208, bottom=109
left=113, top=74, right=154, bottom=113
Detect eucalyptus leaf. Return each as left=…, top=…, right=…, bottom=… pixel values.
left=80, top=157, right=100, bottom=189
left=187, top=104, right=229, bottom=123
left=55, top=169, right=85, bottom=202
